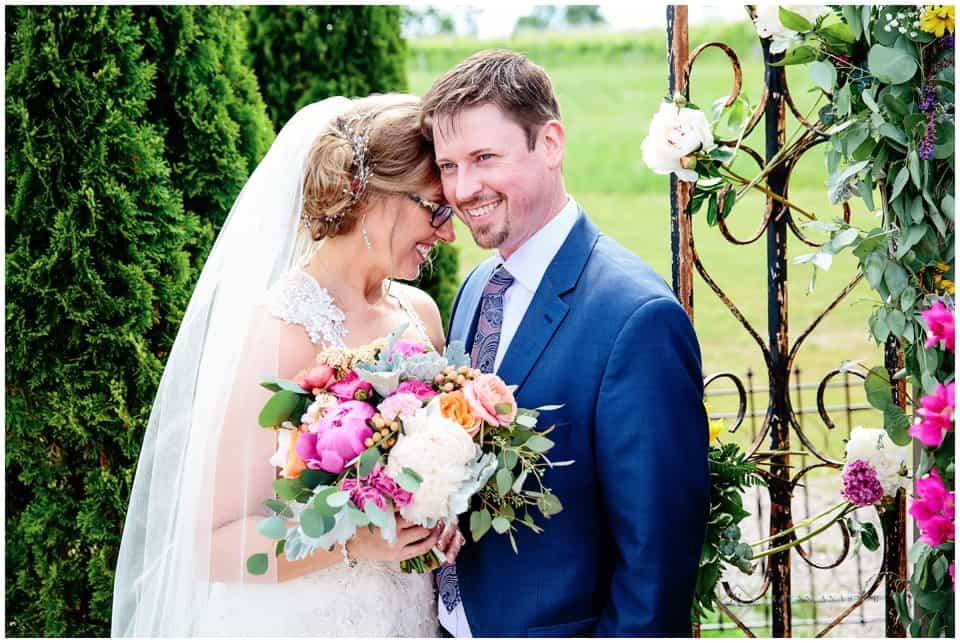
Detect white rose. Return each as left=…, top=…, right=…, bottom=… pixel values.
left=753, top=5, right=828, bottom=54
left=385, top=399, right=478, bottom=525
left=641, top=101, right=715, bottom=183
left=845, top=426, right=910, bottom=497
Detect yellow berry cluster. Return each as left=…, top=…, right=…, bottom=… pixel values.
left=432, top=365, right=482, bottom=393
left=364, top=413, right=399, bottom=449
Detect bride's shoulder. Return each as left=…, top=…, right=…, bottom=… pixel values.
left=391, top=282, right=444, bottom=346
left=265, top=268, right=346, bottom=347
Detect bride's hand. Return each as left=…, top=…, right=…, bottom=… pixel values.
left=346, top=517, right=442, bottom=563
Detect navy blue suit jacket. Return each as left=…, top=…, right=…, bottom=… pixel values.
left=446, top=210, right=710, bottom=636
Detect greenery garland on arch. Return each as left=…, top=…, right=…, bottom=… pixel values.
left=645, top=5, right=955, bottom=636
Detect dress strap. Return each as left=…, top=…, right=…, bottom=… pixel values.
left=266, top=269, right=348, bottom=348
left=391, top=288, right=434, bottom=350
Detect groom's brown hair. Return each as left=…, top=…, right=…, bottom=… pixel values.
left=420, top=49, right=560, bottom=152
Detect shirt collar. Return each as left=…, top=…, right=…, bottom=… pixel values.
left=495, top=195, right=579, bottom=293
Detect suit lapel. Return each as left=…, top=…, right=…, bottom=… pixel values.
left=496, top=211, right=600, bottom=394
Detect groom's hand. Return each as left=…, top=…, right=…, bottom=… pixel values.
left=434, top=520, right=466, bottom=564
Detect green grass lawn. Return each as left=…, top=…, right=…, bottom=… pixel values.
left=408, top=23, right=887, bottom=456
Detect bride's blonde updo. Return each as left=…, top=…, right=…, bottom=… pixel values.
left=300, top=94, right=440, bottom=240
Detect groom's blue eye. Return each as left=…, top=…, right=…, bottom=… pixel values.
left=439, top=162, right=456, bottom=173
left=478, top=153, right=494, bottom=161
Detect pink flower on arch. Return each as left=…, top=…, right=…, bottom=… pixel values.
left=908, top=467, right=956, bottom=547
left=908, top=382, right=955, bottom=448
left=922, top=300, right=955, bottom=353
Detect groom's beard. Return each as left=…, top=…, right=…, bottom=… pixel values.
left=458, top=194, right=510, bottom=249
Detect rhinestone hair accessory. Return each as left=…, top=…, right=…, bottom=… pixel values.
left=300, top=110, right=374, bottom=232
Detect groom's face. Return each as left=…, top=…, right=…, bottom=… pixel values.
left=432, top=103, right=559, bottom=259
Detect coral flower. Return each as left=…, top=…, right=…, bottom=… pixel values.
left=439, top=391, right=482, bottom=437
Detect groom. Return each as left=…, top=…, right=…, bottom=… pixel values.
left=423, top=50, right=710, bottom=636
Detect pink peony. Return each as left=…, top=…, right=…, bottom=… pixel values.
left=394, top=379, right=438, bottom=401
left=377, top=392, right=423, bottom=421
left=296, top=400, right=375, bottom=474
left=909, top=382, right=955, bottom=447
left=922, top=300, right=955, bottom=352
left=296, top=364, right=337, bottom=391
left=463, top=374, right=517, bottom=427
left=390, top=339, right=429, bottom=359
left=909, top=468, right=956, bottom=547
left=329, top=371, right=373, bottom=402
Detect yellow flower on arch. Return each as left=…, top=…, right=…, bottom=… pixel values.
left=920, top=5, right=955, bottom=38
left=705, top=401, right=724, bottom=443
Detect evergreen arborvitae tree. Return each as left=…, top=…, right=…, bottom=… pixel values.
left=133, top=5, right=275, bottom=269
left=245, top=5, right=407, bottom=128
left=5, top=6, right=195, bottom=635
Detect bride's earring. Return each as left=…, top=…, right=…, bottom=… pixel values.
left=361, top=212, right=372, bottom=251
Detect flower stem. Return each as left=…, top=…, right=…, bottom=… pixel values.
left=749, top=501, right=849, bottom=547
left=749, top=503, right=853, bottom=559
left=718, top=166, right=818, bottom=220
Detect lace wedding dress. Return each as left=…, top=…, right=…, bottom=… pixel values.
left=194, top=268, right=439, bottom=637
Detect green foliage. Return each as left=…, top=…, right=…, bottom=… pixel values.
left=245, top=5, right=407, bottom=129
left=5, top=6, right=195, bottom=635
left=692, top=440, right=766, bottom=624
left=132, top=6, right=275, bottom=272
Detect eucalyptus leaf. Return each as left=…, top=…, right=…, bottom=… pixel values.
left=358, top=446, right=380, bottom=477
left=492, top=516, right=511, bottom=534
left=809, top=60, right=837, bottom=93
left=257, top=516, right=287, bottom=540
left=300, top=507, right=335, bottom=538
left=889, top=165, right=910, bottom=201
left=246, top=553, right=269, bottom=576
left=864, top=366, right=893, bottom=411
left=883, top=262, right=909, bottom=298
left=396, top=467, right=422, bottom=493
left=273, top=477, right=304, bottom=502
left=524, top=436, right=555, bottom=453
left=470, top=508, right=492, bottom=541
left=496, top=468, right=513, bottom=497
left=868, top=45, right=918, bottom=84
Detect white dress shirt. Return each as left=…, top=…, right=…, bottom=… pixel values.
left=492, top=195, right=580, bottom=373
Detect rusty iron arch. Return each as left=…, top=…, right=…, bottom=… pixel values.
left=666, top=5, right=908, bottom=637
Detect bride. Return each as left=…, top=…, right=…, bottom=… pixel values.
left=111, top=94, right=462, bottom=637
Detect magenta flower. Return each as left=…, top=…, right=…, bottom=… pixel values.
left=390, top=339, right=428, bottom=359
left=841, top=459, right=885, bottom=507
left=909, top=382, right=955, bottom=447
left=329, top=372, right=374, bottom=402
left=394, top=379, right=438, bottom=401
left=922, top=300, right=955, bottom=353
left=340, top=463, right=413, bottom=509
left=296, top=401, right=375, bottom=474
left=909, top=468, right=956, bottom=547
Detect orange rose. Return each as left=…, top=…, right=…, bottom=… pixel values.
left=283, top=427, right=308, bottom=478
left=439, top=391, right=482, bottom=437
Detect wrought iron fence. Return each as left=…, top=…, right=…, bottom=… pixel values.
left=667, top=5, right=908, bottom=637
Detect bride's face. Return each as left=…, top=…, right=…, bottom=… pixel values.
left=379, top=181, right=456, bottom=281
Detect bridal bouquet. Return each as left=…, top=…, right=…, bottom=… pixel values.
left=247, top=325, right=568, bottom=575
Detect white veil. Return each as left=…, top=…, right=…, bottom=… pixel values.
left=111, top=97, right=354, bottom=637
